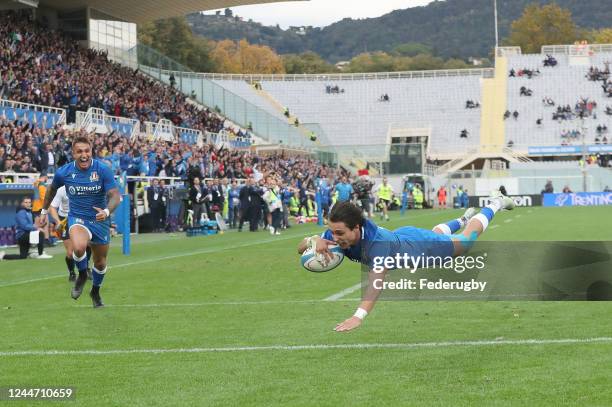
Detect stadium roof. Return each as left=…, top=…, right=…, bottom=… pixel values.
left=35, top=0, right=302, bottom=24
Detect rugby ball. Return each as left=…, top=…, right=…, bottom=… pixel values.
left=301, top=244, right=344, bottom=273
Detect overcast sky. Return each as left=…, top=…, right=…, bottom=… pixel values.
left=204, top=0, right=436, bottom=29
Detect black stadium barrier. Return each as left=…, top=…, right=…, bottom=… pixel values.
left=468, top=194, right=542, bottom=208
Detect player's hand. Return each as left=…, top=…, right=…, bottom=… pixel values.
left=314, top=238, right=335, bottom=262
left=93, top=206, right=109, bottom=221
left=38, top=215, right=47, bottom=227
left=334, top=316, right=363, bottom=332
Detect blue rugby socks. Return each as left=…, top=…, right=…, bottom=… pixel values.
left=72, top=251, right=88, bottom=272
left=474, top=199, right=502, bottom=231
left=92, top=266, right=107, bottom=287
left=434, top=218, right=466, bottom=236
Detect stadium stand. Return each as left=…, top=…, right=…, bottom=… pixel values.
left=505, top=51, right=612, bottom=150
left=0, top=10, right=240, bottom=141
left=217, top=76, right=485, bottom=156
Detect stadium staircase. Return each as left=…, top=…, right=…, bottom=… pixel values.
left=479, top=54, right=508, bottom=153
left=434, top=52, right=531, bottom=175
left=254, top=86, right=295, bottom=123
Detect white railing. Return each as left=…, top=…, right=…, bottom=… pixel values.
left=0, top=99, right=66, bottom=126
left=434, top=148, right=479, bottom=175
left=176, top=126, right=203, bottom=146
left=0, top=172, right=184, bottom=186
left=171, top=68, right=494, bottom=82
left=0, top=172, right=40, bottom=184
left=496, top=47, right=522, bottom=57
left=145, top=119, right=174, bottom=142
left=75, top=110, right=89, bottom=129
left=502, top=147, right=532, bottom=162
left=76, top=107, right=140, bottom=138
left=143, top=119, right=203, bottom=145
left=107, top=114, right=141, bottom=139
left=541, top=43, right=612, bottom=55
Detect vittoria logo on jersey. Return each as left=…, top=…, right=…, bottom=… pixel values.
left=68, top=184, right=103, bottom=196
left=89, top=171, right=99, bottom=182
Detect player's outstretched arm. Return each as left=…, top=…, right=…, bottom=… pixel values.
left=297, top=235, right=335, bottom=261
left=334, top=268, right=387, bottom=332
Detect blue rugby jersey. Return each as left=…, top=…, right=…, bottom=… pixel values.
left=52, top=159, right=117, bottom=221
left=322, top=219, right=454, bottom=269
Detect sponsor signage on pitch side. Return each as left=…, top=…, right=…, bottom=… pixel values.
left=543, top=192, right=612, bottom=207
left=469, top=195, right=542, bottom=208
left=528, top=145, right=612, bottom=155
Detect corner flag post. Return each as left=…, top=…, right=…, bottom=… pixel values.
left=316, top=185, right=323, bottom=226
left=118, top=172, right=130, bottom=256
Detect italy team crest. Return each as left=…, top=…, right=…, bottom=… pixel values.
left=90, top=171, right=99, bottom=182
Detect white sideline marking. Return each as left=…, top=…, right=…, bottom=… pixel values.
left=0, top=210, right=482, bottom=289
left=0, top=233, right=309, bottom=288
left=2, top=337, right=611, bottom=357
left=489, top=225, right=500, bottom=229
left=324, top=282, right=364, bottom=301
left=75, top=298, right=359, bottom=308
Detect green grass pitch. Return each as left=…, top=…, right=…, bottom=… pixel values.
left=1, top=206, right=611, bottom=406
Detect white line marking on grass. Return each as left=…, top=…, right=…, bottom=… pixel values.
left=0, top=211, right=454, bottom=289
left=0, top=233, right=309, bottom=288
left=504, top=219, right=513, bottom=223
left=489, top=225, right=500, bottom=229
left=74, top=298, right=360, bottom=308
left=324, top=282, right=364, bottom=301
left=2, top=337, right=611, bottom=357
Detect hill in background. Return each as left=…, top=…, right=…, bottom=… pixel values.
left=187, top=0, right=611, bottom=62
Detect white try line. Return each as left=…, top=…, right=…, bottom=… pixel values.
left=324, top=282, right=364, bottom=301
left=2, top=337, right=611, bottom=357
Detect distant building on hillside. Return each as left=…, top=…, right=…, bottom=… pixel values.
left=335, top=61, right=350, bottom=71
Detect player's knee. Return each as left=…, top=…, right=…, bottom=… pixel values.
left=72, top=246, right=87, bottom=257
left=93, top=262, right=107, bottom=273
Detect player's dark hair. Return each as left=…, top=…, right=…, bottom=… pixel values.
left=328, top=201, right=364, bottom=230
left=72, top=136, right=91, bottom=148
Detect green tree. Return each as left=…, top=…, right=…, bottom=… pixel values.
left=211, top=39, right=285, bottom=74
left=590, top=28, right=612, bottom=44
left=346, top=52, right=396, bottom=73
left=443, top=58, right=471, bottom=70
left=393, top=42, right=432, bottom=57
left=505, top=4, right=579, bottom=53
left=138, top=17, right=215, bottom=72
left=282, top=52, right=338, bottom=74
